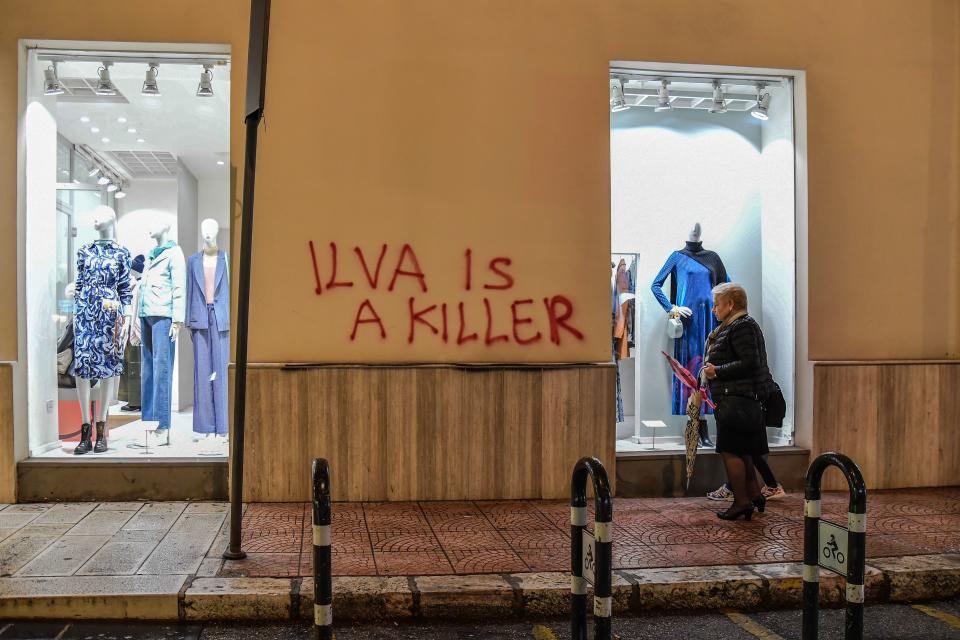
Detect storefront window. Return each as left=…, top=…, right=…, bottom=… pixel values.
left=24, top=46, right=231, bottom=460
left=610, top=66, right=796, bottom=454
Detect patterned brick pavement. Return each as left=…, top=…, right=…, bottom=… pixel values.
left=218, top=487, right=960, bottom=578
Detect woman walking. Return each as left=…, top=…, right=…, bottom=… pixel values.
left=702, top=283, right=776, bottom=521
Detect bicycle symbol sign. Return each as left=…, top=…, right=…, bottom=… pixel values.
left=818, top=519, right=848, bottom=576
left=582, top=530, right=597, bottom=586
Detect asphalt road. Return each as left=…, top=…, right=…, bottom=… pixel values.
left=2, top=599, right=959, bottom=639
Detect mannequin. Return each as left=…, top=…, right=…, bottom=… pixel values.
left=68, top=205, right=132, bottom=454
left=651, top=222, right=729, bottom=446
left=186, top=219, right=230, bottom=443
left=139, top=217, right=186, bottom=442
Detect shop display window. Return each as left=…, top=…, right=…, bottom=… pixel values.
left=610, top=64, right=797, bottom=454
left=21, top=45, right=231, bottom=460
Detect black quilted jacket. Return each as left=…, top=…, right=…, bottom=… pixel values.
left=706, top=314, right=776, bottom=399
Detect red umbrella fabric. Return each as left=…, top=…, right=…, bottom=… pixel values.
left=660, top=351, right=716, bottom=410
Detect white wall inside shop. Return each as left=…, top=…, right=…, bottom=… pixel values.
left=198, top=178, right=230, bottom=248
left=23, top=96, right=60, bottom=455
left=759, top=87, right=797, bottom=439
left=117, top=180, right=178, bottom=260
left=175, top=162, right=199, bottom=411
left=610, top=98, right=793, bottom=440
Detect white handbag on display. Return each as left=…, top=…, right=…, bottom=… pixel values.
left=667, top=316, right=684, bottom=339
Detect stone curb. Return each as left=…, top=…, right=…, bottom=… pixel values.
left=1, top=554, right=958, bottom=621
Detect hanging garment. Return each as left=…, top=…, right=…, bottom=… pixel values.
left=141, top=316, right=175, bottom=430
left=186, top=251, right=230, bottom=435
left=613, top=260, right=634, bottom=359
left=651, top=241, right=729, bottom=415
left=73, top=240, right=133, bottom=380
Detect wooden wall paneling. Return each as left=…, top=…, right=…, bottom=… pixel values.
left=814, top=366, right=881, bottom=491
left=385, top=368, right=419, bottom=501
left=0, top=364, right=14, bottom=503
left=936, top=365, right=960, bottom=487
left=245, top=368, right=306, bottom=501
left=461, top=369, right=503, bottom=500
left=416, top=368, right=468, bottom=501
left=311, top=369, right=349, bottom=502
left=540, top=368, right=583, bottom=500
left=341, top=368, right=389, bottom=501
left=500, top=369, right=542, bottom=499
left=578, top=366, right=616, bottom=476
left=878, top=365, right=939, bottom=488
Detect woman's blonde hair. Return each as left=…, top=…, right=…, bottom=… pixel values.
left=712, top=282, right=748, bottom=311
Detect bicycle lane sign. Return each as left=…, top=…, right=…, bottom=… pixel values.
left=818, top=519, right=848, bottom=576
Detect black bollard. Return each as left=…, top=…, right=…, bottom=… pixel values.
left=802, top=452, right=867, bottom=640
left=571, top=457, right=614, bottom=640
left=312, top=458, right=332, bottom=640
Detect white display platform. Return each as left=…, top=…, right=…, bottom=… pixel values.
left=36, top=409, right=228, bottom=459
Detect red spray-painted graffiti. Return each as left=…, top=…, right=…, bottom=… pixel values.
left=307, top=241, right=585, bottom=347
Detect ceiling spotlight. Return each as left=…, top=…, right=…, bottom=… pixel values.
left=117, top=117, right=127, bottom=123
left=609, top=80, right=629, bottom=113
left=106, top=183, right=118, bottom=193
left=137, top=138, right=145, bottom=143
left=216, top=160, right=225, bottom=166
left=196, top=64, right=214, bottom=97
left=751, top=86, right=771, bottom=121
left=95, top=64, right=117, bottom=96
left=709, top=80, right=727, bottom=114
left=127, top=127, right=137, bottom=133
left=654, top=80, right=672, bottom=112
left=90, top=127, right=100, bottom=133
left=101, top=137, right=110, bottom=143
left=97, top=175, right=110, bottom=185
left=80, top=116, right=90, bottom=123
left=114, top=189, right=127, bottom=199
left=88, top=166, right=101, bottom=178
left=142, top=64, right=161, bottom=96
left=43, top=63, right=65, bottom=96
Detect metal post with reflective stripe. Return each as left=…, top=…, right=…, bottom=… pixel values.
left=802, top=452, right=867, bottom=640
left=312, top=458, right=332, bottom=640
left=571, top=456, right=613, bottom=640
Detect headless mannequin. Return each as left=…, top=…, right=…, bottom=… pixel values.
left=149, top=220, right=183, bottom=341
left=197, top=218, right=227, bottom=449
left=69, top=207, right=127, bottom=447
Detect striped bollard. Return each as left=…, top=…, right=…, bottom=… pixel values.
left=802, top=452, right=867, bottom=640
left=571, top=456, right=614, bottom=640
left=312, top=458, right=332, bottom=640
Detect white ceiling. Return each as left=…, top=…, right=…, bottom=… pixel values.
left=51, top=59, right=230, bottom=180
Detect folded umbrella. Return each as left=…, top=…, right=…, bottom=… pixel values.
left=660, top=351, right=716, bottom=410
left=661, top=351, right=715, bottom=491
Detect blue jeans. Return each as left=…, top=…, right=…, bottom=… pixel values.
left=141, top=316, right=175, bottom=430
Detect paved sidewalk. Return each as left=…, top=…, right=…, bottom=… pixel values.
left=1, top=488, right=959, bottom=621
left=226, top=488, right=960, bottom=578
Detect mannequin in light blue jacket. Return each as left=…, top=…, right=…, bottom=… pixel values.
left=139, top=217, right=186, bottom=434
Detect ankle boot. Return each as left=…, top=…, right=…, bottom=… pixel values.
left=698, top=422, right=715, bottom=448
left=94, top=421, right=108, bottom=453
left=74, top=423, right=93, bottom=455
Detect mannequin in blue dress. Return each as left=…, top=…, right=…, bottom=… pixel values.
left=651, top=223, right=729, bottom=446
left=67, top=205, right=133, bottom=454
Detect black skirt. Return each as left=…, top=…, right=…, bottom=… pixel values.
left=714, top=395, right=769, bottom=457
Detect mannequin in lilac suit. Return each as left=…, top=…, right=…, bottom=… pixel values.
left=185, top=219, right=229, bottom=437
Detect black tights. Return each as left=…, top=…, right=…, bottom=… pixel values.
left=721, top=453, right=762, bottom=509
left=724, top=454, right=778, bottom=490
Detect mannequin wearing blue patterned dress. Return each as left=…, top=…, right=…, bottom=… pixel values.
left=650, top=229, right=729, bottom=419
left=71, top=206, right=132, bottom=454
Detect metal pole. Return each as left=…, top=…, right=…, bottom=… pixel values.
left=571, top=465, right=587, bottom=640
left=224, top=0, right=272, bottom=560
left=801, top=477, right=821, bottom=640
left=313, top=459, right=332, bottom=640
